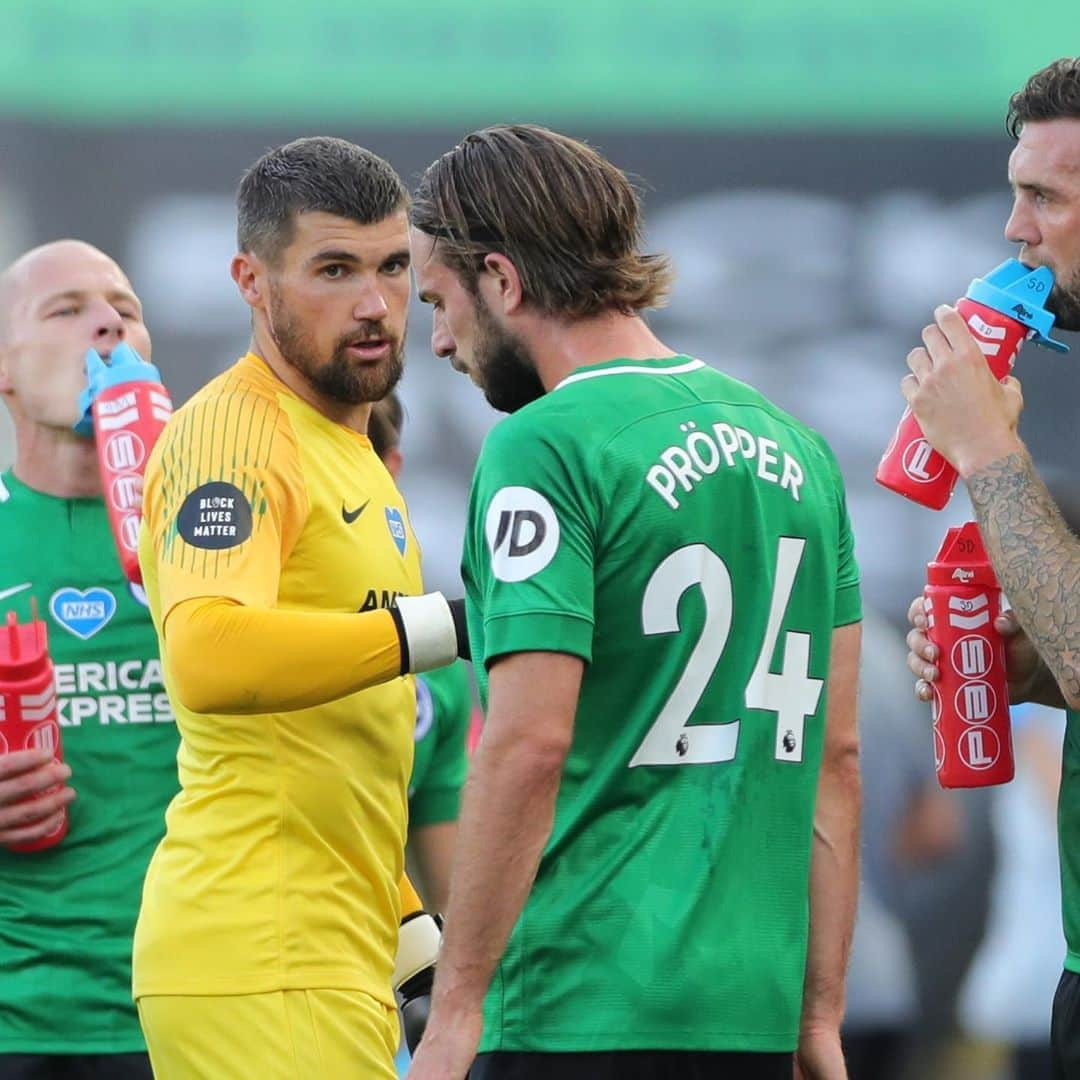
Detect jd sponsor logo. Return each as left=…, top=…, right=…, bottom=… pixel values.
left=49, top=587, right=116, bottom=640
left=176, top=481, right=253, bottom=550
left=385, top=507, right=407, bottom=556
left=485, top=486, right=560, bottom=583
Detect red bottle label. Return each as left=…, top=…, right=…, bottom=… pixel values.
left=93, top=380, right=172, bottom=584
left=875, top=298, right=1029, bottom=509
left=924, top=523, right=1014, bottom=788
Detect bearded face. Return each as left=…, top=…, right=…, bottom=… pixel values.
left=470, top=294, right=545, bottom=414
left=267, top=281, right=405, bottom=404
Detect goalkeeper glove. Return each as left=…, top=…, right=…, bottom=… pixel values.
left=393, top=910, right=443, bottom=1053
left=390, top=596, right=470, bottom=673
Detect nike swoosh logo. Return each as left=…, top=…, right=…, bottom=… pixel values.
left=342, top=500, right=370, bottom=524
left=0, top=583, right=32, bottom=603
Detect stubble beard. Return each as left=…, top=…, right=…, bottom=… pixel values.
left=1047, top=263, right=1080, bottom=333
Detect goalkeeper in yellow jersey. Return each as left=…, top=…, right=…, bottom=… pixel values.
left=133, top=137, right=463, bottom=1079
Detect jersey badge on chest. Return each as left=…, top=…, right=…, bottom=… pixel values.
left=49, top=586, right=117, bottom=640
left=385, top=506, right=407, bottom=556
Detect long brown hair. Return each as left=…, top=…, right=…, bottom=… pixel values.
left=412, top=124, right=672, bottom=318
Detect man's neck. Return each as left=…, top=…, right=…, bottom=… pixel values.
left=11, top=423, right=101, bottom=499
left=248, top=330, right=371, bottom=434
left=527, top=311, right=679, bottom=392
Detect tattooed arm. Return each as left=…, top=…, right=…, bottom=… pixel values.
left=967, top=450, right=1078, bottom=710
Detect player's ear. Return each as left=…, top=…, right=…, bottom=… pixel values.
left=231, top=252, right=266, bottom=310
left=481, top=252, right=524, bottom=316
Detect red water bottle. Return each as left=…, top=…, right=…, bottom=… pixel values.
left=924, top=521, right=1014, bottom=788
left=0, top=611, right=67, bottom=851
left=75, top=343, right=173, bottom=584
left=876, top=259, right=1068, bottom=509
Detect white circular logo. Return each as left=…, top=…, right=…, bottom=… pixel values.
left=415, top=677, right=434, bottom=742
left=933, top=725, right=945, bottom=771
left=111, top=473, right=143, bottom=512
left=950, top=635, right=993, bottom=679
left=954, top=679, right=998, bottom=724
left=485, top=486, right=560, bottom=583
left=25, top=721, right=59, bottom=754
left=901, top=438, right=946, bottom=484
left=104, top=430, right=146, bottom=472
left=958, top=725, right=1001, bottom=770
left=120, top=513, right=142, bottom=552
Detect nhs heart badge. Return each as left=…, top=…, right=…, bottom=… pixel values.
left=50, top=587, right=117, bottom=640
left=385, top=507, right=407, bottom=556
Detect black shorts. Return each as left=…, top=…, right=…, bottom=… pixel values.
left=469, top=1049, right=794, bottom=1080
left=0, top=1054, right=153, bottom=1080
left=1054, top=968, right=1080, bottom=1079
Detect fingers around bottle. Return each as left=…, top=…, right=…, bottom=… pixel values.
left=0, top=747, right=57, bottom=780
left=907, top=595, right=927, bottom=628
left=0, top=810, right=68, bottom=850
left=906, top=627, right=937, bottom=663
left=916, top=679, right=934, bottom=703
left=0, top=784, right=75, bottom=829
left=908, top=645, right=938, bottom=683
left=0, top=761, right=72, bottom=806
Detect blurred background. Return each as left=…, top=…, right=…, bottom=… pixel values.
left=2, top=2, right=1077, bottom=1076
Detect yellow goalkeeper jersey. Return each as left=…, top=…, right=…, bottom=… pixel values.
left=133, top=352, right=422, bottom=1004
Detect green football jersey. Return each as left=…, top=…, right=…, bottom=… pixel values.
left=1061, top=709, right=1080, bottom=975
left=409, top=661, right=471, bottom=827
left=461, top=356, right=861, bottom=1053
left=0, top=471, right=179, bottom=1053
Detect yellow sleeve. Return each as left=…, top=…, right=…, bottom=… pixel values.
left=143, top=383, right=306, bottom=620
left=165, top=597, right=402, bottom=714
left=399, top=873, right=423, bottom=919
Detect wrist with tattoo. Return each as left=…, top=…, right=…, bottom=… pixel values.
left=955, top=431, right=1024, bottom=481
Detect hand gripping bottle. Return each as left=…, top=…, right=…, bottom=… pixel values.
left=924, top=521, right=1014, bottom=788
left=0, top=610, right=66, bottom=851
left=74, top=343, right=173, bottom=584
left=877, top=259, right=1069, bottom=509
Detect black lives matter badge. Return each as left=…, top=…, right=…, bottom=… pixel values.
left=176, top=482, right=254, bottom=550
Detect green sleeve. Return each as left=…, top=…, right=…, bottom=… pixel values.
left=819, top=435, right=861, bottom=628
left=462, top=416, right=598, bottom=668
left=409, top=662, right=472, bottom=827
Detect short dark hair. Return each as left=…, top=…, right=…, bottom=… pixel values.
left=368, top=391, right=404, bottom=460
left=411, top=124, right=672, bottom=318
left=1007, top=58, right=1080, bottom=138
left=237, top=136, right=407, bottom=264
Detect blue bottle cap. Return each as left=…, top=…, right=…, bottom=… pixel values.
left=73, top=343, right=164, bottom=437
left=965, top=258, right=1069, bottom=354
